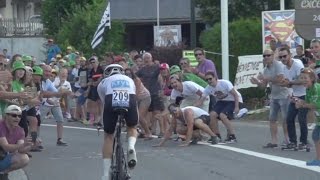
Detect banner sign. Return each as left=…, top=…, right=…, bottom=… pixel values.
left=294, top=0, right=320, bottom=40
left=182, top=50, right=198, bottom=67
left=154, top=25, right=182, bottom=47
left=262, top=10, right=304, bottom=55
left=234, top=55, right=264, bottom=89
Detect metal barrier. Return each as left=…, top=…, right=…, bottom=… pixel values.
left=0, top=18, right=44, bottom=37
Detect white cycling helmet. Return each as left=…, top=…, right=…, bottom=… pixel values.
left=104, top=64, right=124, bottom=77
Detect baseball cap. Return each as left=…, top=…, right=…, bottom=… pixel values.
left=67, top=46, right=72, bottom=50
left=80, top=57, right=86, bottom=61
left=22, top=55, right=33, bottom=62
left=113, top=56, right=125, bottom=63
left=89, top=56, right=98, bottom=61
left=56, top=54, right=62, bottom=59
left=5, top=105, right=22, bottom=115
left=160, top=63, right=169, bottom=70
left=48, top=39, right=54, bottom=42
left=169, top=65, right=181, bottom=75
left=25, top=66, right=33, bottom=73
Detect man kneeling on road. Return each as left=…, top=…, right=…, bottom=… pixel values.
left=0, top=105, right=32, bottom=178
left=154, top=103, right=218, bottom=147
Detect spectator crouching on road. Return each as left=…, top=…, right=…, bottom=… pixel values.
left=295, top=68, right=320, bottom=166
left=0, top=105, right=32, bottom=177
left=196, top=71, right=241, bottom=143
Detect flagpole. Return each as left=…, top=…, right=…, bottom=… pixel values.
left=157, top=0, right=159, bottom=28
left=109, top=1, right=111, bottom=29
left=156, top=0, right=160, bottom=45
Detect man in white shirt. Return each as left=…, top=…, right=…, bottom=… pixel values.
left=40, top=65, right=70, bottom=146
left=154, top=104, right=218, bottom=147
left=196, top=71, right=241, bottom=143
left=278, top=47, right=308, bottom=149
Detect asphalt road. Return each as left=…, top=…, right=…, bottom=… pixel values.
left=11, top=119, right=320, bottom=180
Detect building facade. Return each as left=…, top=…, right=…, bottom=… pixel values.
left=0, top=0, right=41, bottom=20
left=111, top=0, right=205, bottom=50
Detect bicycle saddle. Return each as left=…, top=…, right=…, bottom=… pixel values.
left=113, top=107, right=128, bottom=114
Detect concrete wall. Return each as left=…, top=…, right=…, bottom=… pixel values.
left=0, top=36, right=47, bottom=63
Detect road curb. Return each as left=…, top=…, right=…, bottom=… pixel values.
left=8, top=169, right=28, bottom=180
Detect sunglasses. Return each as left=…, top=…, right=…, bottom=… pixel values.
left=311, top=38, right=320, bottom=43
left=195, top=53, right=203, bottom=57
left=168, top=106, right=178, bottom=114
left=300, top=68, right=313, bottom=73
left=205, top=77, right=213, bottom=82
left=278, top=55, right=288, bottom=59
left=263, top=54, right=272, bottom=58
left=7, top=113, right=21, bottom=118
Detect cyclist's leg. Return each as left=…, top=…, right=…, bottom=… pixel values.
left=102, top=95, right=117, bottom=180
left=126, top=95, right=139, bottom=168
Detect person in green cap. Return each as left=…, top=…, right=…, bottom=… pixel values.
left=169, top=65, right=208, bottom=88
left=21, top=55, right=33, bottom=67
left=11, top=61, right=26, bottom=96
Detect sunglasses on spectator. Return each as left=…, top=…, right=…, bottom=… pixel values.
left=311, top=39, right=320, bottom=43
left=278, top=55, right=288, bottom=59
left=300, top=68, right=313, bottom=73
left=7, top=113, right=21, bottom=118
left=263, top=54, right=272, bottom=58
left=168, top=106, right=178, bottom=114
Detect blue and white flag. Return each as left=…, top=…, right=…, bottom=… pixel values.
left=91, top=2, right=111, bottom=49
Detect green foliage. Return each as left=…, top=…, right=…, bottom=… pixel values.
left=195, top=0, right=294, bottom=25
left=199, top=18, right=265, bottom=99
left=54, top=0, right=125, bottom=57
left=42, top=0, right=94, bottom=36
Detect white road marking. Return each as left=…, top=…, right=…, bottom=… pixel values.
left=198, top=142, right=320, bottom=173
left=42, top=123, right=320, bottom=172
left=42, top=124, right=97, bottom=131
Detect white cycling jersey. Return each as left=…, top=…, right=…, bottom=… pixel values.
left=97, top=74, right=136, bottom=104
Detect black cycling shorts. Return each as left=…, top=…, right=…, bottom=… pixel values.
left=103, top=94, right=138, bottom=134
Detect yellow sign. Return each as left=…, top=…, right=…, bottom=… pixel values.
left=182, top=50, right=198, bottom=67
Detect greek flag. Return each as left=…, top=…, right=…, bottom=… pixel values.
left=91, top=2, right=111, bottom=49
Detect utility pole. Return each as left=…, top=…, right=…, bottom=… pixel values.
left=190, top=0, right=196, bottom=48
left=221, top=0, right=229, bottom=80
left=280, top=0, right=285, bottom=10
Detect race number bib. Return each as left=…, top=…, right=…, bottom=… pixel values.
left=112, top=90, right=130, bottom=108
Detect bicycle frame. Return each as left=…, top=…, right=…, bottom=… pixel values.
left=110, top=113, right=130, bottom=180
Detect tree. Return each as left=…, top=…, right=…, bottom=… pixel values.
left=42, top=0, right=94, bottom=36
left=199, top=18, right=265, bottom=99
left=195, top=0, right=294, bottom=25
left=56, top=0, right=125, bottom=57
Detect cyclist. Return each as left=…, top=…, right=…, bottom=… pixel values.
left=97, top=64, right=138, bottom=180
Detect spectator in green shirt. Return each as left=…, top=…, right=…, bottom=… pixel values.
left=295, top=68, right=320, bottom=166
left=169, top=65, right=207, bottom=88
